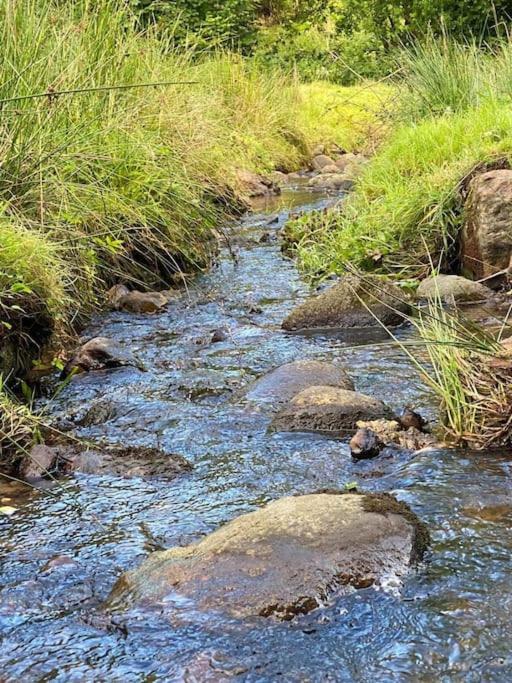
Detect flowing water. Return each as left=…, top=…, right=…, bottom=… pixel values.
left=1, top=187, right=512, bottom=681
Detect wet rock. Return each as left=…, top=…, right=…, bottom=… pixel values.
left=107, top=492, right=429, bottom=620
left=308, top=174, right=354, bottom=192
left=211, top=328, right=229, bottom=343
left=245, top=360, right=354, bottom=405
left=42, top=555, right=78, bottom=572
left=356, top=419, right=438, bottom=451
left=271, top=386, right=393, bottom=436
left=62, top=337, right=143, bottom=378
left=107, top=285, right=172, bottom=314
left=58, top=445, right=192, bottom=480
left=398, top=407, right=427, bottom=432
left=462, top=170, right=512, bottom=280
left=416, top=275, right=493, bottom=303
left=19, top=445, right=59, bottom=481
left=286, top=171, right=304, bottom=183
left=312, top=154, right=335, bottom=170
left=270, top=170, right=288, bottom=185
left=350, top=428, right=385, bottom=460
left=86, top=446, right=191, bottom=479
left=335, top=153, right=367, bottom=176
left=282, top=273, right=410, bottom=331
left=75, top=398, right=118, bottom=427
left=335, top=153, right=358, bottom=172
left=236, top=169, right=280, bottom=198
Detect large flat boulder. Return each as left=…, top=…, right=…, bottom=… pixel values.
left=107, top=492, right=429, bottom=620
left=462, top=170, right=512, bottom=280
left=271, top=386, right=393, bottom=436
left=282, top=274, right=410, bottom=331
left=416, top=274, right=493, bottom=303
left=245, top=360, right=354, bottom=405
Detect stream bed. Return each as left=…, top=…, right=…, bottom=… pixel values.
left=1, top=187, right=512, bottom=681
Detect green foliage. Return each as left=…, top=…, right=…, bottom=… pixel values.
left=131, top=0, right=260, bottom=48
left=336, top=0, right=512, bottom=46
left=296, top=37, right=512, bottom=279
left=130, top=1, right=512, bottom=85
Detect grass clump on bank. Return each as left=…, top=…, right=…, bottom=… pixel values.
left=295, top=38, right=512, bottom=279
left=408, top=300, right=512, bottom=448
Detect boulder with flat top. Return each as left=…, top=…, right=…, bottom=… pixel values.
left=282, top=274, right=410, bottom=331
left=271, top=386, right=393, bottom=436
left=245, top=360, right=354, bottom=405
left=107, top=492, right=429, bottom=620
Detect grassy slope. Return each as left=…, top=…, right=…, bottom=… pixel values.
left=296, top=81, right=394, bottom=153
left=297, top=39, right=512, bottom=279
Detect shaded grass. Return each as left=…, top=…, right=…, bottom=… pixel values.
left=408, top=299, right=512, bottom=448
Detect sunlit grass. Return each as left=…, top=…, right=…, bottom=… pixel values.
left=296, top=37, right=512, bottom=279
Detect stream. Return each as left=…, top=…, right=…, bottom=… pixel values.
left=1, top=186, right=512, bottom=681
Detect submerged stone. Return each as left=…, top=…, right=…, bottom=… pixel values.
left=282, top=274, right=410, bottom=331
left=107, top=492, right=429, bottom=620
left=271, top=386, right=393, bottom=436
left=245, top=360, right=354, bottom=405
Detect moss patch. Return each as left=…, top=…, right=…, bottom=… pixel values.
left=362, top=492, right=431, bottom=563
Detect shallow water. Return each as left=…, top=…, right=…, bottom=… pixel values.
left=1, top=188, right=512, bottom=681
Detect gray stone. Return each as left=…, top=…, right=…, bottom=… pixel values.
left=416, top=274, right=493, bottom=303
left=107, top=492, right=429, bottom=620
left=271, top=386, right=393, bottom=436
left=282, top=273, right=410, bottom=331
left=312, top=154, right=335, bottom=170
left=319, top=164, right=342, bottom=175
left=308, top=174, right=354, bottom=192
left=245, top=360, right=354, bottom=406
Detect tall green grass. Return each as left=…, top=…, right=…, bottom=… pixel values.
left=297, top=36, right=512, bottom=279
left=0, top=0, right=317, bottom=373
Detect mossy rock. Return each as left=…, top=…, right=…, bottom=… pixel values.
left=107, top=492, right=429, bottom=620
left=282, top=273, right=410, bottom=331
left=271, top=386, right=394, bottom=437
